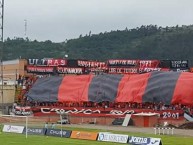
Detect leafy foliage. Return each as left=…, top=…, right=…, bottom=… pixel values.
left=2, top=24, right=193, bottom=66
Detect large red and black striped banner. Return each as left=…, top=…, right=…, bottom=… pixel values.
left=27, top=72, right=193, bottom=106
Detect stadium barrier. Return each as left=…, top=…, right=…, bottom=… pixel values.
left=1, top=124, right=163, bottom=145
left=46, top=128, right=71, bottom=138
left=128, top=136, right=162, bottom=145
left=22, top=127, right=46, bottom=135
left=70, top=131, right=98, bottom=140
left=154, top=127, right=174, bottom=135
left=3, top=125, right=24, bottom=134
left=97, top=132, right=129, bottom=143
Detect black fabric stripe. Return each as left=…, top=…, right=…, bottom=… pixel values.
left=26, top=76, right=63, bottom=102
left=88, top=74, right=123, bottom=102
left=142, top=71, right=181, bottom=105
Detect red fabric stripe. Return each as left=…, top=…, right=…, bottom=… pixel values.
left=172, top=72, right=193, bottom=105
left=116, top=73, right=151, bottom=103
left=58, top=75, right=94, bottom=102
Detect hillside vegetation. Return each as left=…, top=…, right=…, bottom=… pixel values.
left=2, top=24, right=193, bottom=66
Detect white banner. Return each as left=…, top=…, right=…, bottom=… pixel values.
left=128, top=136, right=162, bottom=145
left=98, top=132, right=128, bottom=143
left=3, top=125, right=24, bottom=134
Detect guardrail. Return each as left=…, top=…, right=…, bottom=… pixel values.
left=154, top=127, right=174, bottom=135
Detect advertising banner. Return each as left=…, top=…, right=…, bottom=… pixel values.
left=70, top=131, right=98, bottom=140
left=22, top=127, right=46, bottom=135
left=46, top=129, right=71, bottom=138
left=159, top=60, right=170, bottom=68
left=3, top=125, right=24, bottom=134
left=128, top=136, right=162, bottom=145
left=97, top=132, right=128, bottom=143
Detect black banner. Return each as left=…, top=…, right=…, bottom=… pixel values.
left=107, top=59, right=138, bottom=67
left=67, top=59, right=78, bottom=67
left=170, top=60, right=189, bottom=68
left=159, top=60, right=170, bottom=68
left=22, top=127, right=46, bottom=135
left=46, top=129, right=71, bottom=137
left=57, top=67, right=84, bottom=74
left=77, top=60, right=106, bottom=68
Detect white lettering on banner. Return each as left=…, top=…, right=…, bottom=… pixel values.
left=98, top=133, right=128, bottom=143
left=14, top=106, right=32, bottom=116
left=162, top=112, right=179, bottom=119
left=57, top=67, right=83, bottom=74
left=108, top=68, right=138, bottom=74
left=47, top=59, right=66, bottom=66
left=40, top=108, right=50, bottom=113
left=50, top=130, right=66, bottom=135
left=27, top=128, right=42, bottom=133
left=15, top=111, right=31, bottom=116
left=139, top=61, right=152, bottom=67
left=40, top=108, right=136, bottom=115
left=28, top=59, right=46, bottom=65
left=108, top=60, right=138, bottom=66
left=139, top=60, right=160, bottom=68
left=15, top=106, right=31, bottom=110
left=129, top=136, right=148, bottom=144
left=27, top=66, right=54, bottom=73
left=77, top=60, right=106, bottom=68
left=88, top=67, right=107, bottom=73
left=171, top=60, right=188, bottom=68
left=109, top=68, right=116, bottom=73
left=3, top=125, right=24, bottom=133
left=38, top=108, right=182, bottom=119
left=150, top=138, right=162, bottom=145
left=176, top=68, right=189, bottom=72
left=124, top=68, right=138, bottom=73
left=110, top=110, right=135, bottom=115
left=138, top=68, right=162, bottom=73
left=40, top=108, right=101, bottom=114
left=28, top=58, right=67, bottom=66
left=129, top=136, right=162, bottom=145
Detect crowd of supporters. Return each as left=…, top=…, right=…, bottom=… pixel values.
left=16, top=75, right=38, bottom=102
left=16, top=74, right=193, bottom=117
left=23, top=100, right=192, bottom=114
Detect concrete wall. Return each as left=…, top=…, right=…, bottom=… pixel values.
left=69, top=116, right=115, bottom=125
left=132, top=115, right=158, bottom=127
left=0, top=59, right=27, bottom=81
left=0, top=85, right=15, bottom=104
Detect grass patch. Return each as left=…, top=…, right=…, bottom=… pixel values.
left=0, top=126, right=193, bottom=145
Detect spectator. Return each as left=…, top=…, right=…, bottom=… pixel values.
left=44, top=122, right=48, bottom=129
left=51, top=123, right=55, bottom=129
